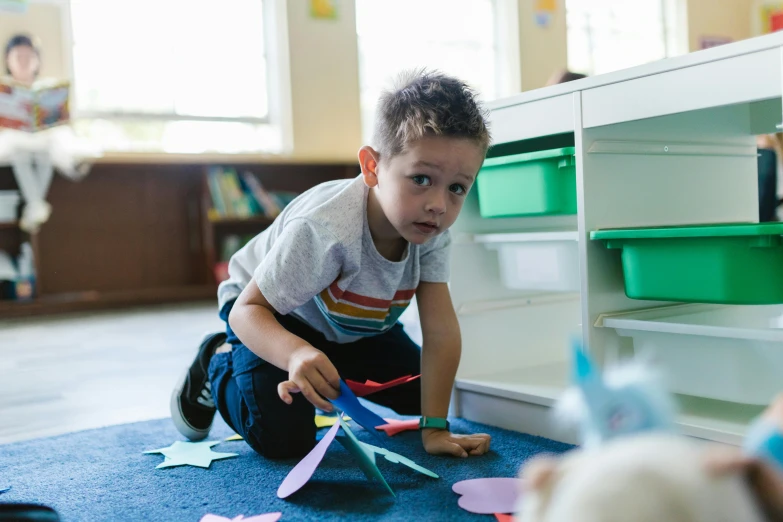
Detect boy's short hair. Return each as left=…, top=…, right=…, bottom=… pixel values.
left=372, top=69, right=491, bottom=160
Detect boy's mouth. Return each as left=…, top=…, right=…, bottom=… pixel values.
left=413, top=221, right=439, bottom=234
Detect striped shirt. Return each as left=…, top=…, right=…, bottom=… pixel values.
left=217, top=175, right=450, bottom=343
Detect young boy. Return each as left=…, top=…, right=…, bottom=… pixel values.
left=171, top=70, right=492, bottom=460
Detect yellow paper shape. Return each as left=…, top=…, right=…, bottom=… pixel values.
left=315, top=415, right=351, bottom=428
left=225, top=434, right=243, bottom=441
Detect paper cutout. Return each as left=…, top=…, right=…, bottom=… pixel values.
left=495, top=514, right=513, bottom=522
left=571, top=339, right=675, bottom=448
left=279, top=414, right=438, bottom=499
left=200, top=514, right=282, bottom=522
left=144, top=440, right=238, bottom=469
left=225, top=434, right=243, bottom=441
left=452, top=478, right=523, bottom=515
left=315, top=414, right=351, bottom=428
left=345, top=375, right=420, bottom=397
left=376, top=418, right=420, bottom=436
left=362, top=442, right=439, bottom=479
left=277, top=421, right=341, bottom=498
left=335, top=416, right=395, bottom=496
left=0, top=486, right=9, bottom=494
left=330, top=380, right=386, bottom=434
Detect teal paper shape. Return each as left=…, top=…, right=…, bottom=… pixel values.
left=362, top=442, right=439, bottom=478
left=336, top=416, right=395, bottom=497
left=144, top=440, right=238, bottom=469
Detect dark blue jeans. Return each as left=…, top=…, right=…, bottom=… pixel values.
left=208, top=300, right=422, bottom=459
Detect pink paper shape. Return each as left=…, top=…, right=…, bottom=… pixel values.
left=199, top=514, right=282, bottom=522
left=345, top=375, right=420, bottom=397
left=375, top=418, right=420, bottom=436
left=277, top=421, right=341, bottom=498
left=452, top=477, right=523, bottom=515
left=495, top=514, right=514, bottom=522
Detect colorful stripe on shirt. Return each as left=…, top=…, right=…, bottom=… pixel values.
left=314, top=281, right=416, bottom=336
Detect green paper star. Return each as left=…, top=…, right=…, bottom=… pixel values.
left=143, top=440, right=238, bottom=469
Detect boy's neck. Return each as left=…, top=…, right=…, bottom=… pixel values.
left=366, top=187, right=407, bottom=261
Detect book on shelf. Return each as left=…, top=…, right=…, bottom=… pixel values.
left=240, top=172, right=281, bottom=218
left=214, top=233, right=256, bottom=283
left=206, top=166, right=299, bottom=222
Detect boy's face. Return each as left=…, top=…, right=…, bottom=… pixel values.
left=361, top=136, right=484, bottom=245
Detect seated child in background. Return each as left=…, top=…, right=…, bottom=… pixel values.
left=171, top=69, right=492, bottom=459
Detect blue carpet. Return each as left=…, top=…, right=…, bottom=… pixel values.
left=0, top=404, right=572, bottom=521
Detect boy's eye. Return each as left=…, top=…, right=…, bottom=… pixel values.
left=450, top=183, right=467, bottom=196
left=412, top=175, right=432, bottom=186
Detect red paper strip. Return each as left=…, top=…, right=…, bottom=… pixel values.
left=494, top=514, right=513, bottom=522
left=345, top=374, right=420, bottom=397
left=375, top=418, right=420, bottom=436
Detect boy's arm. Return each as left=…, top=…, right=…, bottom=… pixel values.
left=417, top=282, right=491, bottom=457
left=418, top=281, right=461, bottom=419
left=230, top=281, right=340, bottom=411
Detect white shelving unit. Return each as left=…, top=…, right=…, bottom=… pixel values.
left=451, top=32, right=783, bottom=446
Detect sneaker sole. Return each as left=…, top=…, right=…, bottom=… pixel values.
left=170, top=369, right=213, bottom=441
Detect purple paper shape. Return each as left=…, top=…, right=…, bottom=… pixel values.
left=452, top=477, right=524, bottom=515
left=200, top=514, right=282, bottom=522
left=277, top=420, right=341, bottom=499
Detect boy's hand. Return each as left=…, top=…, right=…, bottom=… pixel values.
left=422, top=429, right=491, bottom=458
left=277, top=345, right=341, bottom=412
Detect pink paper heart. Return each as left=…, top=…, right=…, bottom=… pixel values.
left=452, top=477, right=523, bottom=515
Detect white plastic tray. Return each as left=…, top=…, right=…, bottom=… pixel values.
left=475, top=231, right=579, bottom=293
left=599, top=304, right=783, bottom=405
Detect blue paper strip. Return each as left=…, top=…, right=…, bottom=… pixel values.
left=330, top=380, right=386, bottom=435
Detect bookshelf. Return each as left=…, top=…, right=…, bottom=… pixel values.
left=201, top=166, right=292, bottom=284
left=0, top=160, right=358, bottom=318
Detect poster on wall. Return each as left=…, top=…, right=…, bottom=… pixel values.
left=699, top=35, right=733, bottom=50
left=310, top=0, right=338, bottom=20
left=534, top=0, right=557, bottom=28
left=760, top=3, right=783, bottom=33
left=0, top=0, right=27, bottom=13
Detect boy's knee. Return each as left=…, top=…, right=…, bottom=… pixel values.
left=247, top=428, right=316, bottom=460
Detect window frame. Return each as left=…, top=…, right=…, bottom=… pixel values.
left=65, top=0, right=275, bottom=126
left=354, top=0, right=506, bottom=143
left=565, top=0, right=685, bottom=77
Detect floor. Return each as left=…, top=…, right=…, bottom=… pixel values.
left=0, top=302, right=224, bottom=445
left=0, top=301, right=423, bottom=446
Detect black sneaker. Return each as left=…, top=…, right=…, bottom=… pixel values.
left=170, top=332, right=227, bottom=440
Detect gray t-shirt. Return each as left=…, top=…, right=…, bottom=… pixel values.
left=217, top=175, right=451, bottom=344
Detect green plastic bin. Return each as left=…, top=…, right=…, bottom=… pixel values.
left=591, top=223, right=783, bottom=304
left=477, top=147, right=576, bottom=218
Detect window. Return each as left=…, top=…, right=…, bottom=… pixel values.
left=355, top=0, right=500, bottom=144
left=566, top=0, right=682, bottom=76
left=69, top=0, right=281, bottom=153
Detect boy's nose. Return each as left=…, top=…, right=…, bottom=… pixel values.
left=425, top=191, right=447, bottom=214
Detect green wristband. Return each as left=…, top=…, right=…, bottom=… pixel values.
left=419, top=416, right=450, bottom=431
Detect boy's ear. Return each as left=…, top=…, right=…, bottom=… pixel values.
left=358, top=146, right=380, bottom=188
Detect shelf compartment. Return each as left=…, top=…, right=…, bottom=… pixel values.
left=475, top=230, right=579, bottom=292
left=456, top=361, right=569, bottom=407
left=591, top=223, right=783, bottom=304
left=598, top=303, right=783, bottom=405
